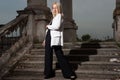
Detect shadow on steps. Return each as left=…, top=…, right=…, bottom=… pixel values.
left=55, top=42, right=101, bottom=71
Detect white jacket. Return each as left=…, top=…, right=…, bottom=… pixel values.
left=47, top=14, right=63, bottom=46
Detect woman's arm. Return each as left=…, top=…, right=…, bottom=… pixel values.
left=47, top=14, right=61, bottom=30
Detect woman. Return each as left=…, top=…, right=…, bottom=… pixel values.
left=43, top=2, right=76, bottom=79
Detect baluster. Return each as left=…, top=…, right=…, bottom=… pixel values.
left=0, top=36, right=3, bottom=55
left=0, top=16, right=28, bottom=55
left=5, top=34, right=9, bottom=51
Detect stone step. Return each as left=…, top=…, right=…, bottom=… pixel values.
left=3, top=75, right=115, bottom=80
left=30, top=48, right=120, bottom=56
left=79, top=61, right=120, bottom=71
left=5, top=68, right=120, bottom=79
left=72, top=42, right=118, bottom=48
left=16, top=61, right=54, bottom=69
left=30, top=49, right=70, bottom=55
left=2, top=42, right=120, bottom=80
left=67, top=55, right=120, bottom=62
left=33, top=42, right=119, bottom=49
left=21, top=54, right=55, bottom=61
left=68, top=48, right=120, bottom=56
left=22, top=54, right=120, bottom=62
left=3, top=76, right=44, bottom=80
left=16, top=61, right=120, bottom=71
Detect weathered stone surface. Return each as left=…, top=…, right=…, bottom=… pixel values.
left=2, top=42, right=120, bottom=80
left=113, top=16, right=120, bottom=41
left=19, top=0, right=51, bottom=43
left=60, top=0, right=78, bottom=42
left=113, top=0, right=120, bottom=42
left=27, top=0, right=47, bottom=8
left=0, top=36, right=32, bottom=79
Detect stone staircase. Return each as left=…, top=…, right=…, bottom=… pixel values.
left=2, top=42, right=120, bottom=80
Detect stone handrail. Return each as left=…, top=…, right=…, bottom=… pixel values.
left=0, top=15, right=27, bottom=36
left=0, top=15, right=28, bottom=55
left=0, top=14, right=32, bottom=79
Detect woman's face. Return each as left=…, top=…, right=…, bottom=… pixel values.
left=52, top=4, right=59, bottom=15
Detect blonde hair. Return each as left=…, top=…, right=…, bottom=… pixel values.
left=52, top=2, right=63, bottom=16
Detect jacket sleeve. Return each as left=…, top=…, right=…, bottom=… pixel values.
left=47, top=14, right=61, bottom=30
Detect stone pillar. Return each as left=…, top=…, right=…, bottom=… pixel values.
left=60, top=0, right=78, bottom=42
left=24, top=0, right=51, bottom=43
left=113, top=16, right=120, bottom=41
left=113, top=0, right=120, bottom=42
left=116, top=17, right=120, bottom=41
left=26, top=14, right=35, bottom=42
left=112, top=22, right=116, bottom=40
left=116, top=0, right=120, bottom=8
left=27, top=0, right=47, bottom=7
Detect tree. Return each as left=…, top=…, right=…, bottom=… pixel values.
left=81, top=34, right=91, bottom=41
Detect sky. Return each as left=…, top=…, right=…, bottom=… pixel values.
left=0, top=0, right=115, bottom=40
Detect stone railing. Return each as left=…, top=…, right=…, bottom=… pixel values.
left=0, top=15, right=33, bottom=80
left=0, top=15, right=28, bottom=55
left=0, top=15, right=31, bottom=78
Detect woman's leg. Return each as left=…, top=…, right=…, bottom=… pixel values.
left=44, top=30, right=54, bottom=77
left=44, top=44, right=54, bottom=76
left=53, top=46, right=76, bottom=78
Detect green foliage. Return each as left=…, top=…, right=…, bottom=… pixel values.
left=77, top=34, right=114, bottom=42
left=81, top=34, right=91, bottom=41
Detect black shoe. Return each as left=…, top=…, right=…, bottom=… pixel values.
left=44, top=74, right=55, bottom=79
left=70, top=75, right=77, bottom=80
left=64, top=75, right=77, bottom=80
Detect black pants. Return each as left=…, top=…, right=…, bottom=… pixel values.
left=44, top=30, right=75, bottom=78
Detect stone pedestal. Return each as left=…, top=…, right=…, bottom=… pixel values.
left=116, top=0, right=120, bottom=8
left=27, top=0, right=47, bottom=8
left=20, top=0, right=51, bottom=43
left=113, top=16, right=120, bottom=41
left=18, top=0, right=78, bottom=43
left=113, top=0, right=120, bottom=42
left=60, top=0, right=78, bottom=42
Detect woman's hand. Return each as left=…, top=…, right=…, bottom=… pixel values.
left=42, top=40, right=45, bottom=47
left=46, top=25, right=48, bottom=29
